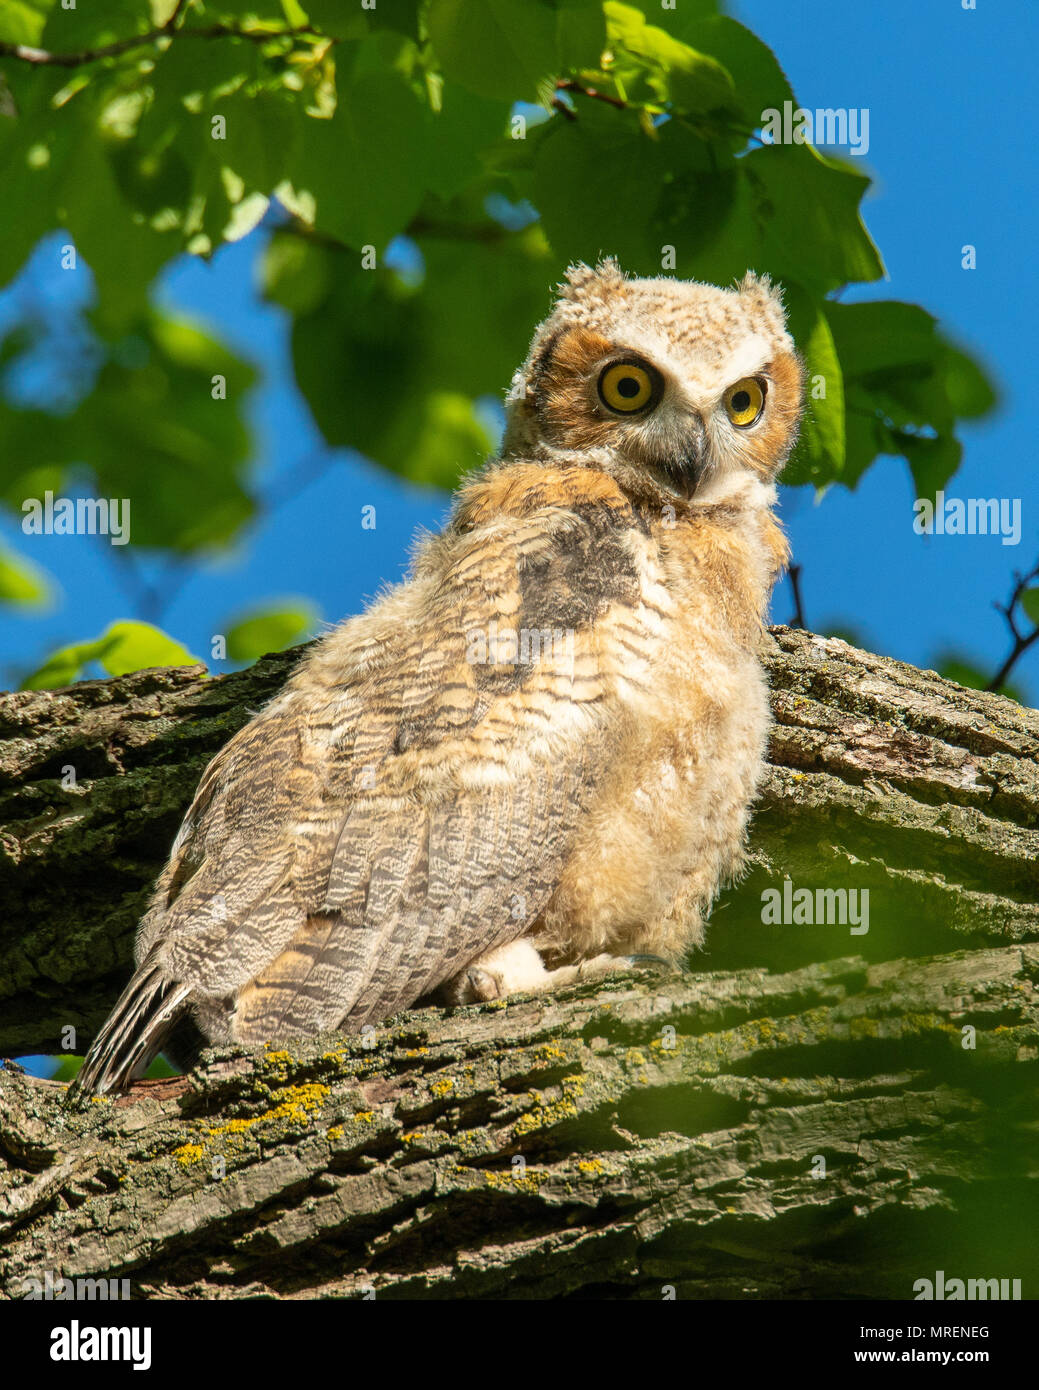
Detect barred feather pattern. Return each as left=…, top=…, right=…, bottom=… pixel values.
left=71, top=260, right=801, bottom=1098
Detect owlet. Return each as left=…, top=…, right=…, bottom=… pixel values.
left=72, top=259, right=803, bottom=1098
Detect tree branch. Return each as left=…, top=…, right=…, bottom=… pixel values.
left=554, top=78, right=628, bottom=110
left=2, top=625, right=1037, bottom=1058
left=1, top=628, right=1038, bottom=1298
left=0, top=14, right=320, bottom=69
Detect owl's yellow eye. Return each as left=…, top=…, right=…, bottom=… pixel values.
left=723, top=377, right=766, bottom=428
left=598, top=359, right=661, bottom=415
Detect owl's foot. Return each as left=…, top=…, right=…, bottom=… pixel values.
left=437, top=940, right=672, bottom=1006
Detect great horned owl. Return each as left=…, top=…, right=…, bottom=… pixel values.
left=72, top=259, right=803, bottom=1098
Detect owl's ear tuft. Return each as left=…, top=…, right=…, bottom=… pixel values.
left=738, top=270, right=791, bottom=340
left=558, top=257, right=627, bottom=305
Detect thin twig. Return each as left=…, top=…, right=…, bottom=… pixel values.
left=788, top=564, right=806, bottom=629
left=986, top=559, right=1039, bottom=693
left=554, top=78, right=627, bottom=110
left=0, top=16, right=319, bottom=68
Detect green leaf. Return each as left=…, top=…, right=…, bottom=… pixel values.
left=0, top=545, right=52, bottom=607
left=1020, top=590, right=1039, bottom=627
left=617, top=0, right=720, bottom=23
left=225, top=602, right=317, bottom=661
left=40, top=0, right=148, bottom=51
left=0, top=310, right=259, bottom=552
left=294, top=50, right=430, bottom=248
left=823, top=301, right=996, bottom=493
left=261, top=230, right=330, bottom=314
left=281, top=228, right=551, bottom=485
left=555, top=0, right=607, bottom=72
left=126, top=33, right=306, bottom=259
left=302, top=0, right=369, bottom=38
left=824, top=300, right=938, bottom=375
left=532, top=99, right=667, bottom=270
left=899, top=433, right=962, bottom=500
left=428, top=0, right=559, bottom=101
left=781, top=281, right=845, bottom=487
left=603, top=2, right=734, bottom=114
left=0, top=68, right=76, bottom=288
left=22, top=620, right=199, bottom=691
left=392, top=390, right=495, bottom=488
left=747, top=142, right=884, bottom=294
left=0, top=0, right=54, bottom=45
left=183, top=0, right=288, bottom=20
left=417, top=85, right=512, bottom=201
left=675, top=15, right=794, bottom=130
left=97, top=620, right=200, bottom=676
left=941, top=342, right=998, bottom=419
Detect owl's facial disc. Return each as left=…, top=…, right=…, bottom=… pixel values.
left=593, top=352, right=708, bottom=498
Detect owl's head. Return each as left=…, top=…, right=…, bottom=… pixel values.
left=502, top=259, right=803, bottom=503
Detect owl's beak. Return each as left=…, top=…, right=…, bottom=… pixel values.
left=665, top=414, right=709, bottom=499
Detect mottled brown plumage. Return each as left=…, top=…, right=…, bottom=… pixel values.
left=72, top=259, right=803, bottom=1098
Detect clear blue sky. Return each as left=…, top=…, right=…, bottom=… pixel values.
left=1, top=0, right=1036, bottom=700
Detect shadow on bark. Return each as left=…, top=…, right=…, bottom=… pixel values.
left=1, top=627, right=1037, bottom=1298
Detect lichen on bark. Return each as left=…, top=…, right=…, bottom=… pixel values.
left=1, top=627, right=1037, bottom=1298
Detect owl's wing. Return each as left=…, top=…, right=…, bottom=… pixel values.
left=144, top=497, right=642, bottom=1044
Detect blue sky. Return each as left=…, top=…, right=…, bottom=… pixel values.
left=1, top=0, right=1036, bottom=700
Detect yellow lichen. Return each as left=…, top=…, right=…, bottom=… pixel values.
left=173, top=1143, right=205, bottom=1166
left=430, top=1078, right=455, bottom=1097
left=483, top=1168, right=544, bottom=1194
left=849, top=1016, right=880, bottom=1040
left=204, top=1082, right=330, bottom=1140
left=578, top=1158, right=604, bottom=1175
left=512, top=1094, right=579, bottom=1138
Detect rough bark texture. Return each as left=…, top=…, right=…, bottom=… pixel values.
left=1, top=627, right=1037, bottom=1299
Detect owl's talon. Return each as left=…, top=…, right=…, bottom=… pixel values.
left=624, top=954, right=672, bottom=971
left=464, top=967, right=504, bottom=1002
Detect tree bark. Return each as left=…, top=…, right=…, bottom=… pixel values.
left=1, top=627, right=1038, bottom=1299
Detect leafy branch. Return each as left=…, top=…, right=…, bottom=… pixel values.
left=553, top=77, right=627, bottom=110
left=0, top=1, right=321, bottom=68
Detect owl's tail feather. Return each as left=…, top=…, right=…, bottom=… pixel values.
left=66, top=964, right=191, bottom=1105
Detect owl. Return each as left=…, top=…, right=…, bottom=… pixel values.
left=71, top=259, right=803, bottom=1098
